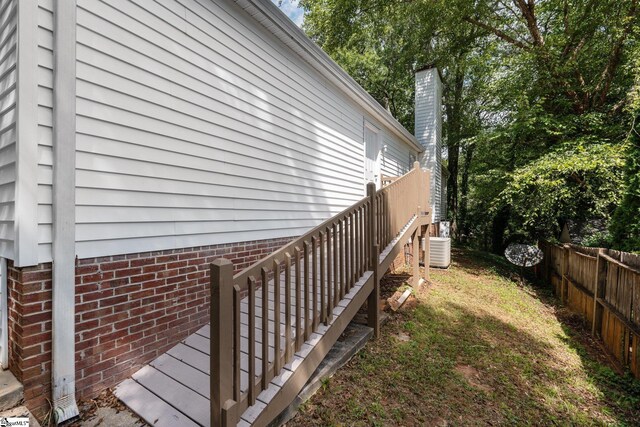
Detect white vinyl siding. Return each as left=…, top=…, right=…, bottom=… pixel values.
left=0, top=0, right=16, bottom=260
left=36, top=0, right=53, bottom=263
left=381, top=130, right=414, bottom=177
left=62, top=0, right=416, bottom=259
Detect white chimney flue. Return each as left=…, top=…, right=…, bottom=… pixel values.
left=415, top=67, right=443, bottom=223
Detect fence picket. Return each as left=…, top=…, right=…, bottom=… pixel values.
left=540, top=241, right=640, bottom=380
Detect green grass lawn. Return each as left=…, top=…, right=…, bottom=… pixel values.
left=288, top=248, right=640, bottom=426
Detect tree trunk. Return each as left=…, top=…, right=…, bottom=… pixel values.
left=458, top=142, right=474, bottom=241
left=491, top=205, right=510, bottom=254
left=445, top=66, right=465, bottom=237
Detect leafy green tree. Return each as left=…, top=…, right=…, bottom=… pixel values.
left=500, top=143, right=626, bottom=237
left=300, top=0, right=490, bottom=236
left=300, top=0, right=638, bottom=252
left=609, top=126, right=640, bottom=252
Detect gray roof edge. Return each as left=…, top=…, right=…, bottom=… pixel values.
left=233, top=0, right=424, bottom=153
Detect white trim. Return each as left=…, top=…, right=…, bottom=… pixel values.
left=363, top=120, right=382, bottom=190
left=0, top=257, right=7, bottom=369
left=233, top=0, right=424, bottom=154
left=51, top=0, right=79, bottom=422
left=14, top=0, right=39, bottom=267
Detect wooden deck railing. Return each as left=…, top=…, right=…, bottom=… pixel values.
left=210, top=162, right=429, bottom=426
left=381, top=174, right=398, bottom=187
left=539, top=242, right=640, bottom=379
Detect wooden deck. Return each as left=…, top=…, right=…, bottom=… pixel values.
left=114, top=214, right=420, bottom=427
left=115, top=272, right=373, bottom=427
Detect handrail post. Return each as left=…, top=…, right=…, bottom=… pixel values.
left=366, top=182, right=380, bottom=338
left=211, top=258, right=236, bottom=427
left=367, top=182, right=377, bottom=270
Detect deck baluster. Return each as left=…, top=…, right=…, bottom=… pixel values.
left=248, top=276, right=257, bottom=406
left=349, top=212, right=355, bottom=290
left=320, top=231, right=326, bottom=324
left=273, top=260, right=281, bottom=374
left=233, top=285, right=241, bottom=403
left=284, top=253, right=292, bottom=363
left=294, top=247, right=302, bottom=351
left=340, top=220, right=345, bottom=299
left=333, top=223, right=339, bottom=307
left=261, top=267, right=269, bottom=389
left=312, top=236, right=319, bottom=331
left=326, top=226, right=333, bottom=325
left=303, top=242, right=310, bottom=340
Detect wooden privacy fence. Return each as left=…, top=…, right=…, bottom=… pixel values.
left=210, top=163, right=430, bottom=426
left=539, top=242, right=640, bottom=378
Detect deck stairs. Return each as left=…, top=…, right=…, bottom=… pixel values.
left=116, top=164, right=430, bottom=426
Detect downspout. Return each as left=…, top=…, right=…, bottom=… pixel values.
left=51, top=0, right=79, bottom=423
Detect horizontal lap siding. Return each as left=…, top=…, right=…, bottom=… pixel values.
left=36, top=0, right=53, bottom=263
left=68, top=0, right=412, bottom=260
left=0, top=0, right=16, bottom=259
left=381, top=131, right=412, bottom=177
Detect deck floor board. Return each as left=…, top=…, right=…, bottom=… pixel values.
left=132, top=366, right=210, bottom=426
left=115, top=379, right=200, bottom=427
left=150, top=354, right=209, bottom=398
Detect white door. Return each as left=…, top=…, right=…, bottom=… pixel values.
left=364, top=124, right=381, bottom=189
left=0, top=257, right=7, bottom=369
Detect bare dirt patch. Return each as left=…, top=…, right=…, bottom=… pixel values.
left=454, top=364, right=492, bottom=394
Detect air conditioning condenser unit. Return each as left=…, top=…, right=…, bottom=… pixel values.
left=429, top=237, right=451, bottom=268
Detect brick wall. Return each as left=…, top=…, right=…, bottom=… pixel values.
left=7, top=260, right=53, bottom=417
left=6, top=236, right=292, bottom=419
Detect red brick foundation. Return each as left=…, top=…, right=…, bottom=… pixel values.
left=6, top=236, right=292, bottom=419
left=7, top=260, right=53, bottom=418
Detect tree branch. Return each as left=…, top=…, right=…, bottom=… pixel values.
left=464, top=16, right=530, bottom=49
left=594, top=0, right=638, bottom=107
left=497, top=0, right=522, bottom=22
left=514, top=0, right=545, bottom=47
left=560, top=0, right=596, bottom=58
left=563, top=0, right=569, bottom=37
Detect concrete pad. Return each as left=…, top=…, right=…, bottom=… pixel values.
left=0, top=370, right=23, bottom=411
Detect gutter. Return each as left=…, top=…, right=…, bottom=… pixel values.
left=51, top=0, right=79, bottom=423
left=234, top=0, right=424, bottom=154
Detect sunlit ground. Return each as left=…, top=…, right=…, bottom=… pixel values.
left=288, top=248, right=640, bottom=426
